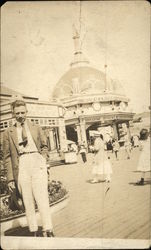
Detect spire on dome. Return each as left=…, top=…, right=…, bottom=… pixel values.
left=72, top=24, right=81, bottom=54
left=70, top=24, right=89, bottom=68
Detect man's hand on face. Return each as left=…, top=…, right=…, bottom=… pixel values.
left=8, top=181, right=16, bottom=192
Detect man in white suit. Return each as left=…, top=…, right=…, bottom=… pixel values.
left=3, top=99, right=54, bottom=237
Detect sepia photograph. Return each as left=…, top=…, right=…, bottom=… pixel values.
left=0, top=1, right=150, bottom=249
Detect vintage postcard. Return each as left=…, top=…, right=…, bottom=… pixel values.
left=0, top=1, right=150, bottom=249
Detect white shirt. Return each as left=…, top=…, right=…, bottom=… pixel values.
left=16, top=122, right=38, bottom=153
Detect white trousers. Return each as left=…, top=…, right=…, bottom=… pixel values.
left=18, top=153, right=53, bottom=232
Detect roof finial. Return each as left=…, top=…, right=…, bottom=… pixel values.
left=72, top=24, right=81, bottom=54
left=70, top=25, right=89, bottom=68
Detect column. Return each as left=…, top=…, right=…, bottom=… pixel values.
left=75, top=123, right=81, bottom=145
left=55, top=128, right=60, bottom=149
left=58, top=119, right=68, bottom=152
left=126, top=121, right=131, bottom=140
left=49, top=128, right=55, bottom=150
left=112, top=122, right=118, bottom=140
left=80, top=118, right=87, bottom=148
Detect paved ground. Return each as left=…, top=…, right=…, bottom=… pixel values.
left=50, top=148, right=150, bottom=240
left=5, top=148, right=151, bottom=240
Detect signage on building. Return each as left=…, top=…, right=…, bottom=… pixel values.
left=26, top=103, right=59, bottom=117
left=63, top=94, right=128, bottom=107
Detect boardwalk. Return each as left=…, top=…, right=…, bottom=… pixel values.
left=50, top=148, right=150, bottom=240
left=1, top=148, right=150, bottom=249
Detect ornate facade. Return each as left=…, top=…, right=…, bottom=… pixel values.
left=52, top=29, right=135, bottom=147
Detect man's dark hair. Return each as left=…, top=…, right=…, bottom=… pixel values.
left=140, top=128, right=149, bottom=140
left=11, top=100, right=26, bottom=111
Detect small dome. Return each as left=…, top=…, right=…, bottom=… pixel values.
left=52, top=66, right=125, bottom=99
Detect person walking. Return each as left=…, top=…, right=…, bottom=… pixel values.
left=79, top=144, right=87, bottom=163
left=133, top=135, right=140, bottom=148
left=112, top=139, right=120, bottom=160
left=136, top=131, right=150, bottom=185
left=91, top=133, right=112, bottom=183
left=3, top=99, right=54, bottom=237
left=124, top=135, right=132, bottom=159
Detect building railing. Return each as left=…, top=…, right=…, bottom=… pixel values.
left=0, top=118, right=60, bottom=131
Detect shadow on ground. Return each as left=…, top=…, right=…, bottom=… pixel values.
left=5, top=226, right=43, bottom=237
left=86, top=179, right=106, bottom=184
left=129, top=180, right=151, bottom=186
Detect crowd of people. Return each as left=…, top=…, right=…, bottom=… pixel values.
left=65, top=127, right=150, bottom=188
left=78, top=129, right=150, bottom=186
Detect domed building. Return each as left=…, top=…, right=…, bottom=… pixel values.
left=52, top=29, right=135, bottom=148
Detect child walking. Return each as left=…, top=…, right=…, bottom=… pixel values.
left=124, top=135, right=132, bottom=159
left=79, top=144, right=87, bottom=163
left=112, top=139, right=120, bottom=160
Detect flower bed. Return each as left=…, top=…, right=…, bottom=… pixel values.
left=1, top=180, right=69, bottom=236
left=0, top=169, right=8, bottom=196
left=0, top=180, right=68, bottom=221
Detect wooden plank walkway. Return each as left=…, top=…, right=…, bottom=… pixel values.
left=50, top=148, right=150, bottom=240
left=3, top=148, right=150, bottom=241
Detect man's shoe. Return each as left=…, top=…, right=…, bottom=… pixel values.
left=31, top=231, right=39, bottom=237
left=42, top=230, right=55, bottom=237
left=105, top=179, right=111, bottom=183
left=90, top=179, right=99, bottom=183
left=47, top=231, right=55, bottom=237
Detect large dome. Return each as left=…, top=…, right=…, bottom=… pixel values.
left=52, top=66, right=125, bottom=99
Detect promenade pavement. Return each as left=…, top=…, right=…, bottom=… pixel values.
left=50, top=148, right=150, bottom=240
left=4, top=148, right=150, bottom=241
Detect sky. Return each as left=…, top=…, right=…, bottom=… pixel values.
left=1, top=1, right=150, bottom=113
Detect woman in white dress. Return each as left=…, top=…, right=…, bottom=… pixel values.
left=124, top=135, right=132, bottom=159
left=91, top=133, right=112, bottom=183
left=136, top=132, right=150, bottom=185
